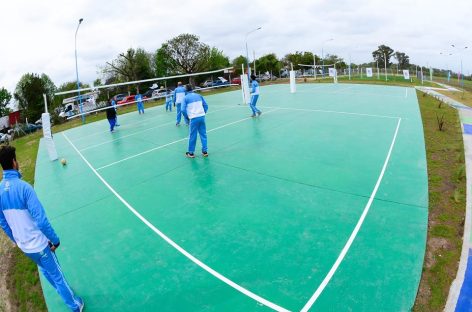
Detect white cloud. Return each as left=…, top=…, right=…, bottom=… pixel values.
left=0, top=0, right=471, bottom=93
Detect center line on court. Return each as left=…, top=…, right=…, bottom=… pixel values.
left=95, top=109, right=280, bottom=171
left=63, top=132, right=290, bottom=312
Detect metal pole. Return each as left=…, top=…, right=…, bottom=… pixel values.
left=384, top=53, right=387, bottom=82
left=75, top=18, right=84, bottom=124
left=244, top=27, right=261, bottom=81
left=314, top=53, right=316, bottom=80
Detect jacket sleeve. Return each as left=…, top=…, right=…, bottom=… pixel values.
left=0, top=210, right=15, bottom=243
left=24, top=184, right=60, bottom=245
left=173, top=89, right=177, bottom=104
left=202, top=96, right=208, bottom=113
left=181, top=97, right=189, bottom=119
left=250, top=81, right=255, bottom=94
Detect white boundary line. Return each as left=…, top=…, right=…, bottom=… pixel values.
left=62, top=132, right=290, bottom=312
left=79, top=106, right=241, bottom=152
left=264, top=106, right=400, bottom=120
left=95, top=109, right=280, bottom=171
left=300, top=117, right=402, bottom=312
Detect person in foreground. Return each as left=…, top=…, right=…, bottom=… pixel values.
left=249, top=74, right=262, bottom=117
left=181, top=84, right=208, bottom=158
left=0, top=145, right=84, bottom=312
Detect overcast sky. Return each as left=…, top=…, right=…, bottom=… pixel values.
left=0, top=0, right=471, bottom=93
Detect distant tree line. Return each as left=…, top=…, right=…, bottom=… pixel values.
left=1, top=36, right=467, bottom=122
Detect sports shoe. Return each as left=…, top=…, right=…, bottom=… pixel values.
left=257, top=111, right=262, bottom=116
left=186, top=152, right=195, bottom=158
left=74, top=297, right=84, bottom=312
left=176, top=123, right=180, bottom=126
left=250, top=114, right=256, bottom=118
left=202, top=151, right=208, bottom=157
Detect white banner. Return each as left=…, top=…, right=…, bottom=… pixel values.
left=403, top=70, right=410, bottom=80
left=328, top=68, right=336, bottom=77
left=241, top=75, right=251, bottom=105
left=366, top=68, right=373, bottom=78
left=41, top=113, right=58, bottom=161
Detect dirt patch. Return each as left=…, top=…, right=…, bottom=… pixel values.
left=0, top=234, right=16, bottom=312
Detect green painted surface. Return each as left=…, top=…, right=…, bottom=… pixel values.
left=34, top=83, right=428, bottom=311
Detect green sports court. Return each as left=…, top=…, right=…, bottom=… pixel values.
left=34, top=83, right=428, bottom=311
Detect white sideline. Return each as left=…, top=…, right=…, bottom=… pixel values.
left=79, top=106, right=240, bottom=152
left=62, top=132, right=290, bottom=312
left=300, top=117, right=402, bottom=312
left=95, top=109, right=280, bottom=171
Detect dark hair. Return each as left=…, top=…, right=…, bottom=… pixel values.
left=250, top=74, right=256, bottom=80
left=0, top=145, right=16, bottom=170
left=186, top=84, right=193, bottom=92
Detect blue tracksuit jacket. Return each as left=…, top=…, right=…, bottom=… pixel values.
left=0, top=170, right=59, bottom=253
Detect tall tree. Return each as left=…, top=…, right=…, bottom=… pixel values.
left=282, top=51, right=319, bottom=70
left=160, top=33, right=211, bottom=85
left=232, top=55, right=248, bottom=75
left=394, top=51, right=410, bottom=69
left=255, top=53, right=282, bottom=75
left=372, top=45, right=394, bottom=67
left=206, top=47, right=230, bottom=71
left=103, top=48, right=153, bottom=92
left=14, top=73, right=56, bottom=122
left=153, top=44, right=175, bottom=77
left=54, top=81, right=90, bottom=108
left=0, top=87, right=12, bottom=117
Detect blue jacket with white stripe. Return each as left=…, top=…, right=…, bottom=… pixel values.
left=181, top=92, right=208, bottom=120
left=173, top=86, right=187, bottom=104
left=0, top=170, right=59, bottom=253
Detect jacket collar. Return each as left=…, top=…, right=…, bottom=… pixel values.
left=3, top=169, right=22, bottom=180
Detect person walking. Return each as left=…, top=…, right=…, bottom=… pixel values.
left=111, top=98, right=120, bottom=126
left=106, top=100, right=117, bottom=133
left=135, top=92, right=145, bottom=114
left=249, top=74, right=262, bottom=117
left=165, top=90, right=173, bottom=112
left=0, top=145, right=84, bottom=312
left=173, top=82, right=188, bottom=126
left=181, top=84, right=208, bottom=158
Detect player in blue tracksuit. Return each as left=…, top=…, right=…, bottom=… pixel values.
left=165, top=91, right=173, bottom=112
left=174, top=82, right=188, bottom=126
left=111, top=98, right=120, bottom=126
left=135, top=93, right=144, bottom=114
left=249, top=74, right=262, bottom=117
left=181, top=84, right=208, bottom=158
left=0, top=146, right=84, bottom=312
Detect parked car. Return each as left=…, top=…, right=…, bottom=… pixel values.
left=151, top=88, right=170, bottom=98
left=0, top=133, right=11, bottom=143
left=117, top=95, right=136, bottom=105
left=231, top=77, right=241, bottom=85
left=142, top=89, right=154, bottom=99
left=113, top=93, right=127, bottom=102
left=198, top=80, right=211, bottom=88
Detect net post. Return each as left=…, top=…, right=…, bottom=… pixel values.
left=289, top=63, right=296, bottom=93
left=42, top=94, right=58, bottom=161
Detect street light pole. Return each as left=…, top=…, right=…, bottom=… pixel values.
left=321, top=38, right=334, bottom=79
left=75, top=18, right=84, bottom=124
left=245, top=27, right=261, bottom=78
left=451, top=44, right=468, bottom=98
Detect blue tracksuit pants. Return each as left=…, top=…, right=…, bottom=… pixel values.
left=188, top=116, right=207, bottom=153
left=25, top=246, right=82, bottom=311
left=108, top=118, right=116, bottom=132
left=137, top=102, right=144, bottom=114
left=166, top=101, right=172, bottom=111
left=176, top=103, right=189, bottom=125
left=249, top=95, right=260, bottom=115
